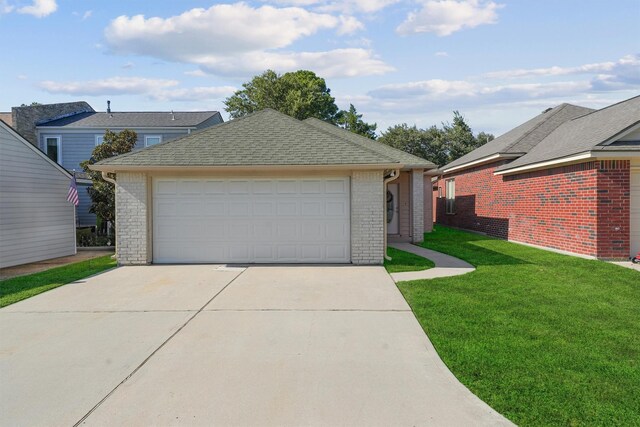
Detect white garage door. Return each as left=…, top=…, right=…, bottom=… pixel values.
left=631, top=164, right=640, bottom=258
left=152, top=177, right=351, bottom=263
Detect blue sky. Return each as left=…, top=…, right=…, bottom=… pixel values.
left=1, top=0, right=638, bottom=135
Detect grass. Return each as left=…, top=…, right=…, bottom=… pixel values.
left=0, top=255, right=116, bottom=308
left=397, top=226, right=640, bottom=426
left=384, top=246, right=435, bottom=273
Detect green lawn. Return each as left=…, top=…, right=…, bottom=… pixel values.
left=0, top=255, right=116, bottom=308
left=397, top=226, right=640, bottom=426
left=384, top=246, right=435, bottom=273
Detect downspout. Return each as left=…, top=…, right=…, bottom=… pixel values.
left=101, top=171, right=117, bottom=261
left=383, top=169, right=401, bottom=261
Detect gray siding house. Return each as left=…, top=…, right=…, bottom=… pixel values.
left=0, top=120, right=76, bottom=268
left=34, top=108, right=223, bottom=226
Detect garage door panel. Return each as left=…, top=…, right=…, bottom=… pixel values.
left=153, top=177, right=350, bottom=263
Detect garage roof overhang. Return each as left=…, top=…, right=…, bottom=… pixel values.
left=89, top=163, right=405, bottom=173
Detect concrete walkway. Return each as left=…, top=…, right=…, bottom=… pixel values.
left=0, top=265, right=512, bottom=426
left=389, top=242, right=475, bottom=282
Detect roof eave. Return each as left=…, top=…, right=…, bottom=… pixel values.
left=441, top=153, right=523, bottom=174
left=89, top=163, right=404, bottom=173
left=494, top=150, right=640, bottom=176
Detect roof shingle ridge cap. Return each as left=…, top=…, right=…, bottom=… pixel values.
left=299, top=117, right=400, bottom=164
left=499, top=104, right=575, bottom=154
left=561, top=94, right=640, bottom=124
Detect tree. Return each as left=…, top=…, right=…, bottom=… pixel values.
left=378, top=124, right=447, bottom=166
left=336, top=104, right=377, bottom=139
left=80, top=129, right=137, bottom=227
left=224, top=70, right=340, bottom=122
left=378, top=112, right=494, bottom=167
left=20, top=102, right=41, bottom=107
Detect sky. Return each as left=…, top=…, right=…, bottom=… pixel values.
left=0, top=0, right=638, bottom=135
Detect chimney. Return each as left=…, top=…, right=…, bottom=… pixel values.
left=107, top=100, right=111, bottom=113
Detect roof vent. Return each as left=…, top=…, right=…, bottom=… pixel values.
left=107, top=100, right=111, bottom=114
left=542, top=107, right=553, bottom=114
left=171, top=110, right=175, bottom=120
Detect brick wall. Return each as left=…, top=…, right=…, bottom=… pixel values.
left=351, top=170, right=384, bottom=264
left=115, top=172, right=149, bottom=265
left=423, top=176, right=434, bottom=233
left=411, top=169, right=424, bottom=243
left=434, top=160, right=631, bottom=259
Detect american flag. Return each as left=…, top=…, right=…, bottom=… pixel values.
left=67, top=174, right=79, bottom=206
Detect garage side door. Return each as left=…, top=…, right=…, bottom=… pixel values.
left=152, top=177, right=350, bottom=263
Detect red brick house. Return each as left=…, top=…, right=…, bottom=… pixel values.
left=434, top=95, right=640, bottom=260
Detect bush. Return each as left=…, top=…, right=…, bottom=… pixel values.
left=76, top=227, right=114, bottom=247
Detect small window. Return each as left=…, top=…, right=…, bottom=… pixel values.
left=95, top=135, right=104, bottom=146
left=45, top=136, right=61, bottom=163
left=445, top=179, right=455, bottom=214
left=145, top=135, right=162, bottom=147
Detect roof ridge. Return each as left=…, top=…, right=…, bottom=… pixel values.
left=499, top=104, right=569, bottom=153
left=564, top=94, right=640, bottom=122
left=300, top=118, right=399, bottom=164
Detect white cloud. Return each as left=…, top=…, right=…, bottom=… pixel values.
left=197, top=48, right=394, bottom=78
left=264, top=0, right=399, bottom=13
left=37, top=76, right=236, bottom=102
left=105, top=3, right=356, bottom=60
left=17, top=0, right=57, bottom=17
left=150, top=86, right=237, bottom=102
left=1, top=0, right=14, bottom=13
left=184, top=69, right=208, bottom=77
left=121, top=62, right=134, bottom=69
left=39, top=77, right=180, bottom=96
left=397, top=0, right=502, bottom=36
left=103, top=4, right=389, bottom=79
left=435, top=51, right=448, bottom=57
left=17, top=74, right=28, bottom=80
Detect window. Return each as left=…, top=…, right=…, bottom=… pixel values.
left=95, top=135, right=104, bottom=146
left=445, top=179, right=455, bottom=214
left=45, top=136, right=61, bottom=163
left=145, top=135, right=162, bottom=147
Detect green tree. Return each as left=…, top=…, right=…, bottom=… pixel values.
left=336, top=104, right=377, bottom=139
left=224, top=70, right=340, bottom=122
left=80, top=129, right=137, bottom=227
left=378, top=112, right=494, bottom=167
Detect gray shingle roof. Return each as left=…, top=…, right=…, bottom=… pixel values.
left=38, top=111, right=220, bottom=128
left=496, top=95, right=640, bottom=172
left=443, top=104, right=594, bottom=171
left=303, top=118, right=436, bottom=169
left=94, top=109, right=409, bottom=168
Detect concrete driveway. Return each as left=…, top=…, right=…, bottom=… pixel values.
left=0, top=265, right=512, bottom=426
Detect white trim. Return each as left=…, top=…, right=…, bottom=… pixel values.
left=495, top=151, right=640, bottom=176
left=144, top=135, right=163, bottom=147
left=34, top=126, right=198, bottom=132
left=95, top=134, right=104, bottom=146
left=44, top=135, right=62, bottom=165
left=441, top=153, right=522, bottom=173
left=0, top=121, right=72, bottom=178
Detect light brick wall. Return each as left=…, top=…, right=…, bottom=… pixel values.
left=351, top=170, right=384, bottom=265
left=115, top=172, right=149, bottom=265
left=411, top=169, right=424, bottom=243
left=423, top=175, right=434, bottom=233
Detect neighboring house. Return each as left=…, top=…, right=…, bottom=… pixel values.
left=0, top=119, right=76, bottom=269
left=434, top=95, right=640, bottom=260
left=90, top=109, right=437, bottom=265
left=33, top=105, right=223, bottom=226
left=0, top=112, right=12, bottom=127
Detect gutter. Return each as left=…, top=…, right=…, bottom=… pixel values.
left=89, top=163, right=404, bottom=173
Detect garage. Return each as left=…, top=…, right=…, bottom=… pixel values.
left=152, top=176, right=351, bottom=263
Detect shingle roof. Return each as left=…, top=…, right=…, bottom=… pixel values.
left=303, top=118, right=436, bottom=169
left=443, top=104, right=594, bottom=171
left=496, top=95, right=640, bottom=172
left=94, top=109, right=413, bottom=169
left=37, top=111, right=220, bottom=128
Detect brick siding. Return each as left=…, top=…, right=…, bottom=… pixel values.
left=351, top=170, right=384, bottom=264
left=115, top=172, right=149, bottom=265
left=411, top=169, right=424, bottom=243
left=434, top=160, right=630, bottom=259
